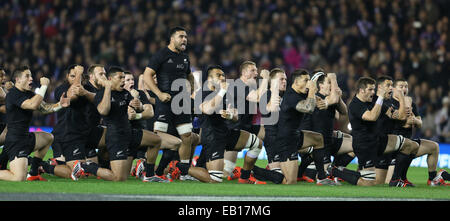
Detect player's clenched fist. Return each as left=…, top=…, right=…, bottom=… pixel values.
left=40, top=77, right=50, bottom=86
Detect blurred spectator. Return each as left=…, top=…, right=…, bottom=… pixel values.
left=0, top=0, right=448, bottom=141
left=435, top=97, right=449, bottom=142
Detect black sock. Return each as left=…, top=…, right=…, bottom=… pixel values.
left=401, top=155, right=415, bottom=180
left=0, top=152, right=8, bottom=170
left=145, top=162, right=155, bottom=177
left=40, top=161, right=55, bottom=175
left=240, top=169, right=251, bottom=179
left=155, top=150, right=176, bottom=176
left=312, top=148, right=327, bottom=180
left=428, top=171, right=437, bottom=181
left=298, top=154, right=314, bottom=178
left=55, top=160, right=66, bottom=165
left=304, top=168, right=317, bottom=179
left=98, top=157, right=110, bottom=170
left=196, top=150, right=207, bottom=168
left=81, top=162, right=99, bottom=176
left=29, top=157, right=42, bottom=176
left=441, top=170, right=450, bottom=181
left=333, top=153, right=355, bottom=167
left=177, top=162, right=189, bottom=176
left=392, top=152, right=410, bottom=180
left=331, top=166, right=361, bottom=185
left=252, top=166, right=284, bottom=184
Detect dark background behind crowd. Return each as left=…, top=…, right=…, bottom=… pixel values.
left=0, top=0, right=449, bottom=142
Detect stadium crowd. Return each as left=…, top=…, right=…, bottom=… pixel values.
left=0, top=0, right=449, bottom=143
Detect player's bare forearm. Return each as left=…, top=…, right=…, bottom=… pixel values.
left=337, top=98, right=348, bottom=115
left=396, top=97, right=407, bottom=120
left=200, top=94, right=223, bottom=115
left=97, top=86, right=111, bottom=116
left=140, top=104, right=154, bottom=119
left=38, top=101, right=62, bottom=114
left=187, top=73, right=195, bottom=94
left=256, top=78, right=269, bottom=102
left=143, top=67, right=162, bottom=97
left=84, top=91, right=96, bottom=103
left=296, top=98, right=316, bottom=114
left=362, top=104, right=382, bottom=121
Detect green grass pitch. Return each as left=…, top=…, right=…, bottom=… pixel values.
left=0, top=150, right=449, bottom=200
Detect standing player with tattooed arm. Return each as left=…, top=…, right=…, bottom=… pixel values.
left=0, top=66, right=70, bottom=181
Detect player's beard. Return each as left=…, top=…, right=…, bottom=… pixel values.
left=177, top=41, right=186, bottom=52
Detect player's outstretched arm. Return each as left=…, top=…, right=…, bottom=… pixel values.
left=37, top=92, right=70, bottom=114
left=97, top=81, right=112, bottom=116
left=200, top=81, right=229, bottom=115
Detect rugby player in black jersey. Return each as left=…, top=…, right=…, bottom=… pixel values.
left=48, top=64, right=103, bottom=181
left=88, top=66, right=162, bottom=181
left=137, top=73, right=200, bottom=181
left=195, top=65, right=266, bottom=184
left=223, top=61, right=269, bottom=179
left=328, top=76, right=420, bottom=186
left=256, top=68, right=288, bottom=183
left=83, top=64, right=108, bottom=168
left=124, top=72, right=183, bottom=182
left=143, top=27, right=196, bottom=180
left=0, top=66, right=70, bottom=181
left=298, top=71, right=353, bottom=184
left=46, top=79, right=68, bottom=167
left=386, top=79, right=449, bottom=186
left=0, top=68, right=10, bottom=169
left=274, top=69, right=334, bottom=185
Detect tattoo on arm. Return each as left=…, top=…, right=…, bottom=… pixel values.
left=38, top=101, right=55, bottom=114
left=295, top=98, right=316, bottom=113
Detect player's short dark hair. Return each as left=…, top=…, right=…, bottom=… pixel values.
left=394, top=78, right=407, bottom=87
left=168, top=26, right=186, bottom=42
left=269, top=68, right=285, bottom=79
left=65, top=64, right=78, bottom=75
left=376, top=75, right=393, bottom=86
left=355, top=77, right=376, bottom=92
left=87, top=64, right=104, bottom=76
left=124, top=70, right=132, bottom=75
left=12, top=66, right=30, bottom=82
left=107, top=66, right=124, bottom=78
left=202, top=65, right=223, bottom=83
left=291, top=69, right=310, bottom=83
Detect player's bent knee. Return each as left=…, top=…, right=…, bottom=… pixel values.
left=245, top=133, right=261, bottom=158
left=431, top=141, right=439, bottom=153
left=402, top=139, right=419, bottom=154
left=12, top=175, right=26, bottom=182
